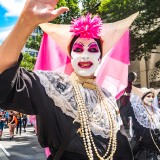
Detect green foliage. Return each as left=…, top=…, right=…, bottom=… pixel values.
left=52, top=0, right=80, bottom=24
left=98, top=0, right=140, bottom=21
left=26, top=33, right=42, bottom=51
left=80, top=0, right=101, bottom=15
left=98, top=0, right=160, bottom=61
left=20, top=53, right=36, bottom=71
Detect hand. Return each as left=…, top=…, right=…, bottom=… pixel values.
left=21, top=0, right=69, bottom=26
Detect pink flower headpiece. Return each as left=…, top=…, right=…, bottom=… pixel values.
left=70, top=14, right=103, bottom=39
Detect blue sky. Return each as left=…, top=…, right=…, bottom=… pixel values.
left=0, top=0, right=82, bottom=44
left=0, top=0, right=25, bottom=44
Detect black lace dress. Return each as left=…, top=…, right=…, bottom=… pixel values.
left=121, top=100, right=160, bottom=160
left=0, top=56, right=133, bottom=160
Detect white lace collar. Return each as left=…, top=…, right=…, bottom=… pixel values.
left=131, top=94, right=160, bottom=130
left=35, top=71, right=122, bottom=139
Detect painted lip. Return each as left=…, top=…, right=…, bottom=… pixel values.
left=78, top=61, right=93, bottom=69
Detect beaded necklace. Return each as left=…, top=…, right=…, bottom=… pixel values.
left=70, top=72, right=117, bottom=160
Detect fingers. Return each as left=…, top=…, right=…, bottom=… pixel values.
left=51, top=7, right=69, bottom=18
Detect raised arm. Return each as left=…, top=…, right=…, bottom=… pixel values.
left=0, top=0, right=68, bottom=73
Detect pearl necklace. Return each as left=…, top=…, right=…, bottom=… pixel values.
left=70, top=72, right=117, bottom=160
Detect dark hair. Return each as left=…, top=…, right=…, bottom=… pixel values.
left=141, top=92, right=152, bottom=100
left=69, top=35, right=103, bottom=59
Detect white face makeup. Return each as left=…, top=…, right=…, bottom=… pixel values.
left=143, top=93, right=154, bottom=106
left=71, top=38, right=101, bottom=77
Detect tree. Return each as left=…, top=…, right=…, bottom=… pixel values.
left=79, top=0, right=101, bottom=15
left=20, top=53, right=36, bottom=71
left=98, top=0, right=160, bottom=61
left=26, top=30, right=42, bottom=51
left=52, top=0, right=80, bottom=24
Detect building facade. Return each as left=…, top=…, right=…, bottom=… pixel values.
left=129, top=46, right=160, bottom=88
left=22, top=27, right=42, bottom=57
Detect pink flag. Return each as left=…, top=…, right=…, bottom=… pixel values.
left=34, top=32, right=73, bottom=74
left=96, top=30, right=130, bottom=99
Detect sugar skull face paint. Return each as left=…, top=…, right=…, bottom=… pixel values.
left=71, top=38, right=101, bottom=77
left=143, top=93, right=154, bottom=106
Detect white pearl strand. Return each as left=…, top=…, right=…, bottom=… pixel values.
left=97, top=88, right=117, bottom=159
left=70, top=73, right=117, bottom=160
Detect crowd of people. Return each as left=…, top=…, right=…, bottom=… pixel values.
left=0, top=0, right=159, bottom=160
left=0, top=110, right=36, bottom=140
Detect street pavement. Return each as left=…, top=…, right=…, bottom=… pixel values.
left=0, top=146, right=9, bottom=160
left=0, top=125, right=46, bottom=160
